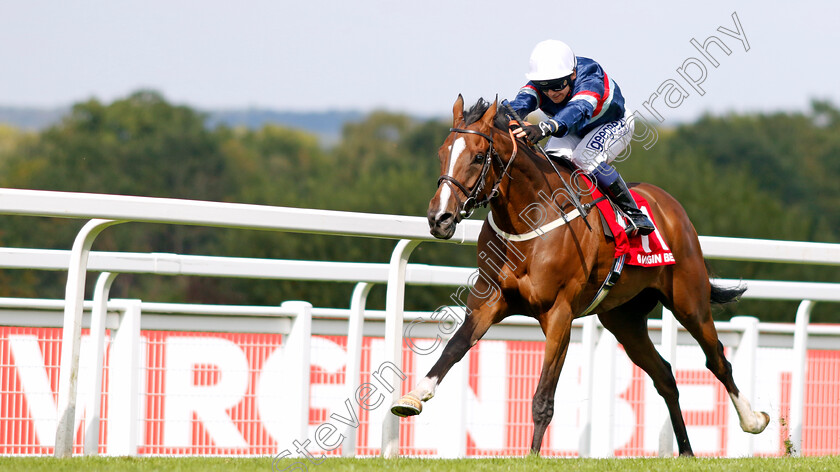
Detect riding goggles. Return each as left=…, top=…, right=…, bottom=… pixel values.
left=535, top=74, right=573, bottom=92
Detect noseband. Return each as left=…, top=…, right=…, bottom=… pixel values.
left=437, top=127, right=506, bottom=218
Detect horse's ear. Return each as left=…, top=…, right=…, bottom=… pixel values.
left=479, top=96, right=498, bottom=129
left=453, top=94, right=465, bottom=126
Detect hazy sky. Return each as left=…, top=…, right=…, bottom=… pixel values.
left=2, top=0, right=838, bottom=123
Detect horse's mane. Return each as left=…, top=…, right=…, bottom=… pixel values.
left=463, top=98, right=510, bottom=131
left=463, top=97, right=576, bottom=173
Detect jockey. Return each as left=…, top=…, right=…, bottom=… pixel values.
left=508, top=39, right=655, bottom=236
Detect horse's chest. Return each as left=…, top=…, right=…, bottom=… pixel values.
left=506, top=249, right=591, bottom=309
left=485, top=263, right=536, bottom=300
left=514, top=272, right=560, bottom=308
left=479, top=230, right=595, bottom=311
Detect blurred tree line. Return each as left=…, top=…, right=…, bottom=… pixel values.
left=0, top=91, right=837, bottom=322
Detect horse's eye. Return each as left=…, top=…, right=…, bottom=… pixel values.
left=474, top=153, right=485, bottom=162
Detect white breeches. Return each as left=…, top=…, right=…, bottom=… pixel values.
left=544, top=111, right=635, bottom=172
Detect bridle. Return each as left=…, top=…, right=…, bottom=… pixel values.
left=437, top=127, right=515, bottom=218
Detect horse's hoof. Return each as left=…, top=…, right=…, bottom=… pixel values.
left=753, top=411, right=771, bottom=434
left=391, top=394, right=422, bottom=417
left=742, top=411, right=771, bottom=434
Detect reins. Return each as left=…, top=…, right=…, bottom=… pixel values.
left=500, top=99, right=592, bottom=231
left=438, top=100, right=593, bottom=227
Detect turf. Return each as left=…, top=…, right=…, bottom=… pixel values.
left=0, top=455, right=838, bottom=472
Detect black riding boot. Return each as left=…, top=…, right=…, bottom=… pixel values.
left=591, top=162, right=655, bottom=236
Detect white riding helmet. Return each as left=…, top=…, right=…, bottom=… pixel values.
left=525, top=40, right=577, bottom=81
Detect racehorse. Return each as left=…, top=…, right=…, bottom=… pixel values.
left=390, top=95, right=769, bottom=456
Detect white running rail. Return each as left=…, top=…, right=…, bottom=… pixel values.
left=1, top=188, right=839, bottom=458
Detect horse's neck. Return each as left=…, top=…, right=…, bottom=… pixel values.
left=490, top=146, right=580, bottom=234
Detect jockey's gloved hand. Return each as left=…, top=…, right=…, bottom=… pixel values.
left=521, top=119, right=563, bottom=144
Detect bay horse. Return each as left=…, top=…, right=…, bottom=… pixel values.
left=390, top=95, right=769, bottom=456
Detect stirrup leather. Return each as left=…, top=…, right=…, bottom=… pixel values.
left=580, top=254, right=627, bottom=316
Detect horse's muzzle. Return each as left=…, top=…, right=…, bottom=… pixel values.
left=428, top=210, right=457, bottom=240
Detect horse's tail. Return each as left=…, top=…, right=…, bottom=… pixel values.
left=704, top=260, right=747, bottom=304
left=709, top=281, right=747, bottom=305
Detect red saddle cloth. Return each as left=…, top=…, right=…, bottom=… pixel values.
left=589, top=186, right=676, bottom=267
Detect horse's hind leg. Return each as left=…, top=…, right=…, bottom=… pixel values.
left=598, top=297, right=695, bottom=457
left=390, top=297, right=503, bottom=417
left=664, top=276, right=770, bottom=435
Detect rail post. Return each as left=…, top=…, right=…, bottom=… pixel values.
left=381, top=239, right=421, bottom=458
left=790, top=300, right=814, bottom=457
left=658, top=307, right=678, bottom=457
left=578, top=315, right=598, bottom=457
left=84, top=272, right=119, bottom=455
left=341, top=283, right=374, bottom=457
left=589, top=324, right=617, bottom=458
left=55, top=219, right=123, bottom=457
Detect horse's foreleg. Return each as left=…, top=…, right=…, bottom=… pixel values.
left=530, top=308, right=573, bottom=455
left=391, top=301, right=499, bottom=417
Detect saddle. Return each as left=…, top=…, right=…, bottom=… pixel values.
left=546, top=153, right=675, bottom=267
left=590, top=185, right=675, bottom=267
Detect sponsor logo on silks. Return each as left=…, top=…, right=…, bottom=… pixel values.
left=636, top=252, right=675, bottom=265
left=585, top=118, right=626, bottom=151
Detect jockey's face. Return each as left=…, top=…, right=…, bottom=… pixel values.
left=542, top=71, right=576, bottom=104
left=545, top=87, right=570, bottom=103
